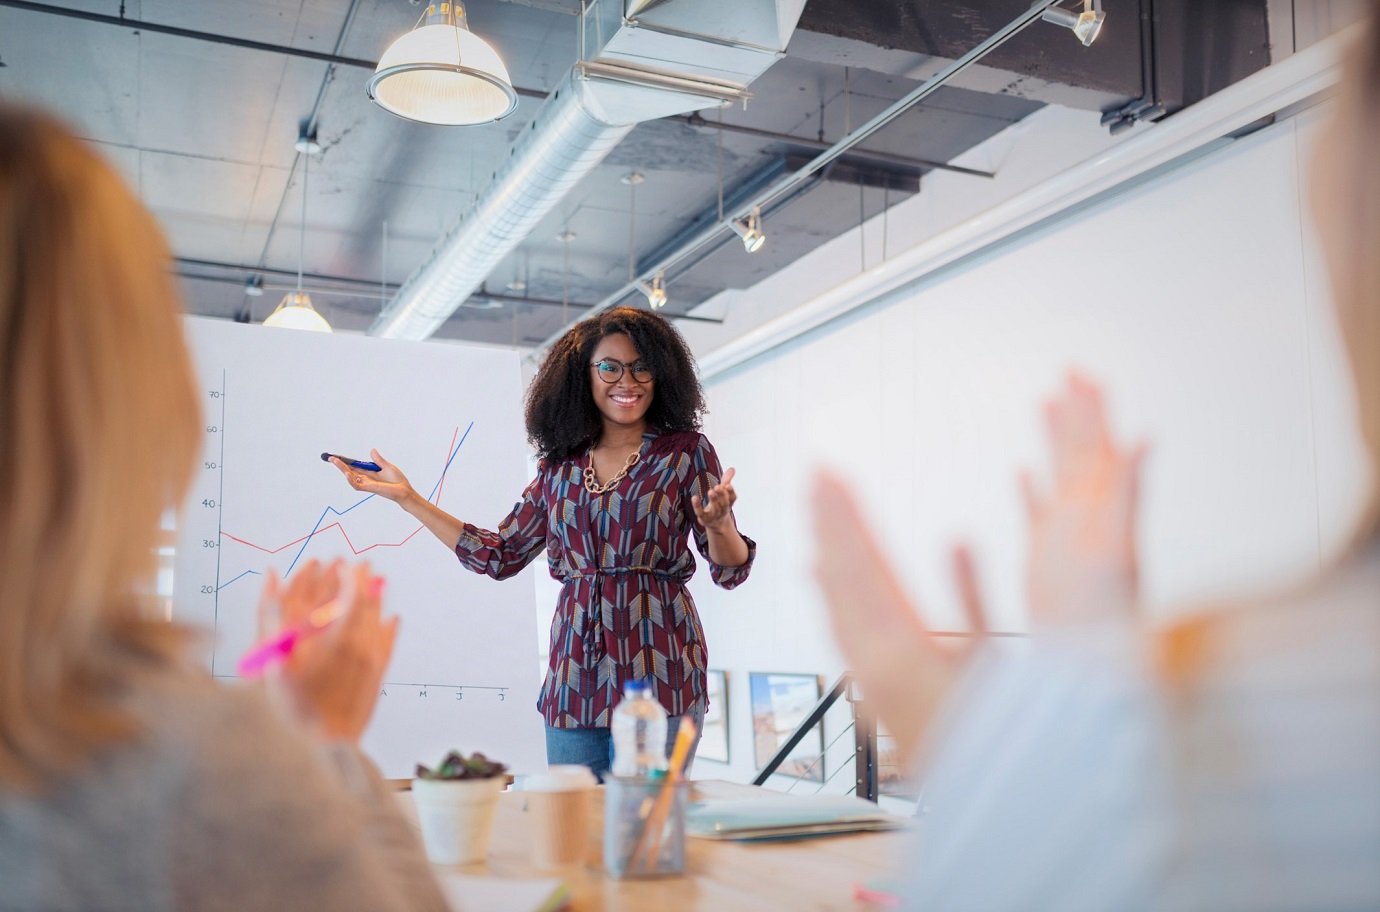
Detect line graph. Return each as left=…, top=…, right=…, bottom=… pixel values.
left=175, top=320, right=545, bottom=777
left=215, top=422, right=473, bottom=591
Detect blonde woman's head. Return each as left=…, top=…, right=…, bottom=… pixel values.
left=1310, top=1, right=1380, bottom=539
left=0, top=105, right=200, bottom=789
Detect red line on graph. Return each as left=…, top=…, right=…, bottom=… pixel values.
left=221, top=427, right=461, bottom=555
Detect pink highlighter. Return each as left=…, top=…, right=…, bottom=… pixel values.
left=237, top=600, right=344, bottom=678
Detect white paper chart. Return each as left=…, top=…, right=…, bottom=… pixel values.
left=173, top=318, right=546, bottom=777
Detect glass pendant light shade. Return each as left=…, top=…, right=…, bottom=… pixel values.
left=264, top=291, right=332, bottom=332
left=368, top=3, right=518, bottom=126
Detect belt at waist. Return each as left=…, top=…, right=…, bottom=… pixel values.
left=561, top=566, right=681, bottom=583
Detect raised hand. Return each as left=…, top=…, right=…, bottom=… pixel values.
left=810, top=471, right=987, bottom=763
left=692, top=466, right=738, bottom=531
left=330, top=448, right=417, bottom=505
left=1021, top=373, right=1147, bottom=627
left=259, top=560, right=399, bottom=744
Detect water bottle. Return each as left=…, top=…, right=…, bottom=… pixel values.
left=610, top=679, right=668, bottom=777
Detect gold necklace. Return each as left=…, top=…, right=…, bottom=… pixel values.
left=583, top=447, right=640, bottom=495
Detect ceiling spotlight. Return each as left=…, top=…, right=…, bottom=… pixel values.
left=293, top=129, right=322, bottom=155
left=243, top=274, right=265, bottom=297
left=367, top=2, right=518, bottom=126
left=637, top=272, right=668, bottom=310
left=1041, top=0, right=1105, bottom=47
left=264, top=291, right=332, bottom=332
left=730, top=206, right=766, bottom=253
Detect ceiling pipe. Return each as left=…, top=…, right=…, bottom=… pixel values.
left=370, top=0, right=809, bottom=340
left=526, top=0, right=1063, bottom=359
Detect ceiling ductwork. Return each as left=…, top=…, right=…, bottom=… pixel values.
left=369, top=0, right=808, bottom=340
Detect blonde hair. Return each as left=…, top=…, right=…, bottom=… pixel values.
left=1333, top=2, right=1380, bottom=543
left=0, top=106, right=200, bottom=789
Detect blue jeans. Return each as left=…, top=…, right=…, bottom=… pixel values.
left=545, top=703, right=705, bottom=781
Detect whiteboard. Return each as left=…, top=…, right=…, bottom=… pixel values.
left=173, top=318, right=546, bottom=777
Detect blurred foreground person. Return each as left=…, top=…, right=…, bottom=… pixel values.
left=812, top=9, right=1380, bottom=909
left=0, top=105, right=446, bottom=912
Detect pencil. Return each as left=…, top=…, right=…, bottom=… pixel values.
left=629, top=718, right=697, bottom=872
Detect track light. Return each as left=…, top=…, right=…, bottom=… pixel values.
left=637, top=273, right=667, bottom=310
left=730, top=206, right=766, bottom=253
left=1041, top=0, right=1104, bottom=47
left=244, top=274, right=265, bottom=297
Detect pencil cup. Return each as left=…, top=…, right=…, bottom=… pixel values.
left=603, top=775, right=689, bottom=878
left=525, top=765, right=598, bottom=869
left=411, top=777, right=505, bottom=866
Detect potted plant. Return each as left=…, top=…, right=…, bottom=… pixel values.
left=411, top=750, right=509, bottom=866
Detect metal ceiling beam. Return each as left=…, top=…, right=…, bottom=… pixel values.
left=674, top=112, right=994, bottom=178
left=173, top=258, right=725, bottom=324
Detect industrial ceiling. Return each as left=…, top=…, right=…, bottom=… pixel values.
left=0, top=0, right=1270, bottom=347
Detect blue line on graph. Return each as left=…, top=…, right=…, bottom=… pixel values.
left=218, top=422, right=474, bottom=590
left=217, top=569, right=262, bottom=591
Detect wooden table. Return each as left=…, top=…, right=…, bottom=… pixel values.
left=404, top=780, right=909, bottom=911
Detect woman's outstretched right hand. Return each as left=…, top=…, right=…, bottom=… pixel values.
left=330, top=448, right=416, bottom=505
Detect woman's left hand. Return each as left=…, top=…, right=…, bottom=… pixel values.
left=693, top=467, right=738, bottom=532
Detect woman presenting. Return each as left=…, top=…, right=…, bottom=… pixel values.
left=333, top=306, right=754, bottom=775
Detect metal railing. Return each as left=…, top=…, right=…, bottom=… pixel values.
left=751, top=672, right=881, bottom=802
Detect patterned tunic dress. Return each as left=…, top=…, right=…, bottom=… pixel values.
left=453, top=429, right=756, bottom=728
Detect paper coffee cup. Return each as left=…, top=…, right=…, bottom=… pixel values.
left=525, top=765, right=597, bottom=869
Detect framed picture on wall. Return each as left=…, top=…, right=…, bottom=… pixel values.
left=749, top=672, right=824, bottom=782
left=698, top=669, right=730, bottom=763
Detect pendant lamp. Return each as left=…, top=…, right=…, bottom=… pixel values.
left=265, top=134, right=332, bottom=332
left=367, top=2, right=518, bottom=126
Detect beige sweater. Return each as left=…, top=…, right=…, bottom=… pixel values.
left=0, top=671, right=449, bottom=912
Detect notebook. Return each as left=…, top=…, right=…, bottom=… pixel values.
left=686, top=795, right=908, bottom=841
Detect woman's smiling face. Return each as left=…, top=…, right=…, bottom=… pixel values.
left=589, top=332, right=654, bottom=431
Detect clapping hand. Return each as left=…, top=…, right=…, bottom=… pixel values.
left=810, top=472, right=987, bottom=764
left=329, top=448, right=416, bottom=506
left=1022, top=373, right=1147, bottom=627
left=693, top=467, right=739, bottom=532
left=256, top=559, right=399, bottom=744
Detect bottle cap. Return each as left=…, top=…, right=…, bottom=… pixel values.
left=624, top=678, right=649, bottom=695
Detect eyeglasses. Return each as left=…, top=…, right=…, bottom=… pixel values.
left=591, top=357, right=652, bottom=384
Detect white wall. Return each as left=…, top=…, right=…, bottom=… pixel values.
left=684, top=103, right=1372, bottom=786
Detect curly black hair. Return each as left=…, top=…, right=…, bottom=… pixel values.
left=525, top=306, right=705, bottom=460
